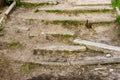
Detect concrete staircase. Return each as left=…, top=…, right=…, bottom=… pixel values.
left=2, top=0, right=120, bottom=71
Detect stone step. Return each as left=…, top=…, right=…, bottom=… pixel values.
left=39, top=4, right=113, bottom=11
left=17, top=11, right=116, bottom=23
left=16, top=56, right=120, bottom=66
left=73, top=39, right=120, bottom=53
left=33, top=45, right=86, bottom=54
left=71, top=0, right=111, bottom=6
left=40, top=26, right=74, bottom=36
left=28, top=26, right=74, bottom=37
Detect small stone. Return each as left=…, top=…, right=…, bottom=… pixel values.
left=109, top=69, right=114, bottom=72
left=18, top=26, right=30, bottom=31
left=106, top=54, right=112, bottom=58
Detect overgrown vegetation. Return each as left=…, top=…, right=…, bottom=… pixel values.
left=112, top=0, right=120, bottom=8
left=116, top=15, right=120, bottom=23
left=21, top=63, right=40, bottom=72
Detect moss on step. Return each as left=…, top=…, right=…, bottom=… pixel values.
left=116, top=15, right=120, bottom=23
left=39, top=20, right=115, bottom=29
left=52, top=34, right=73, bottom=38
left=21, top=63, right=41, bottom=72
left=52, top=20, right=83, bottom=27
left=40, top=9, right=114, bottom=14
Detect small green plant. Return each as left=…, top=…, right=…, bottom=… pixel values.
left=29, top=18, right=34, bottom=23
left=34, top=9, right=39, bottom=13
left=112, top=0, right=120, bottom=8
left=21, top=63, right=40, bottom=72
left=8, top=41, right=19, bottom=47
left=0, top=23, right=3, bottom=31
left=116, top=16, right=120, bottom=23
left=63, top=34, right=73, bottom=38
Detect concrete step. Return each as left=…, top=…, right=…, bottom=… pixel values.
left=39, top=4, right=113, bottom=11
left=17, top=11, right=116, bottom=23
left=70, top=0, right=111, bottom=6
left=33, top=45, right=86, bottom=54
left=28, top=25, right=74, bottom=37
left=40, top=26, right=74, bottom=36
left=15, top=55, right=120, bottom=66
left=73, top=39, right=120, bottom=53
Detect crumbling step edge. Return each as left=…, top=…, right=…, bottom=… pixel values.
left=73, top=39, right=120, bottom=53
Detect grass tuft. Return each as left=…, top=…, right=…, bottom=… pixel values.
left=8, top=41, right=19, bottom=47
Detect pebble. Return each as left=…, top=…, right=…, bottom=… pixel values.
left=106, top=54, right=112, bottom=58
left=109, top=69, right=114, bottom=72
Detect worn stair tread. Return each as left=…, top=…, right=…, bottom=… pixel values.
left=34, top=45, right=86, bottom=51
left=40, top=26, right=74, bottom=35
left=39, top=4, right=113, bottom=11
left=17, top=12, right=116, bottom=23
left=16, top=56, right=120, bottom=66
left=73, top=39, right=120, bottom=53
left=71, top=0, right=111, bottom=6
